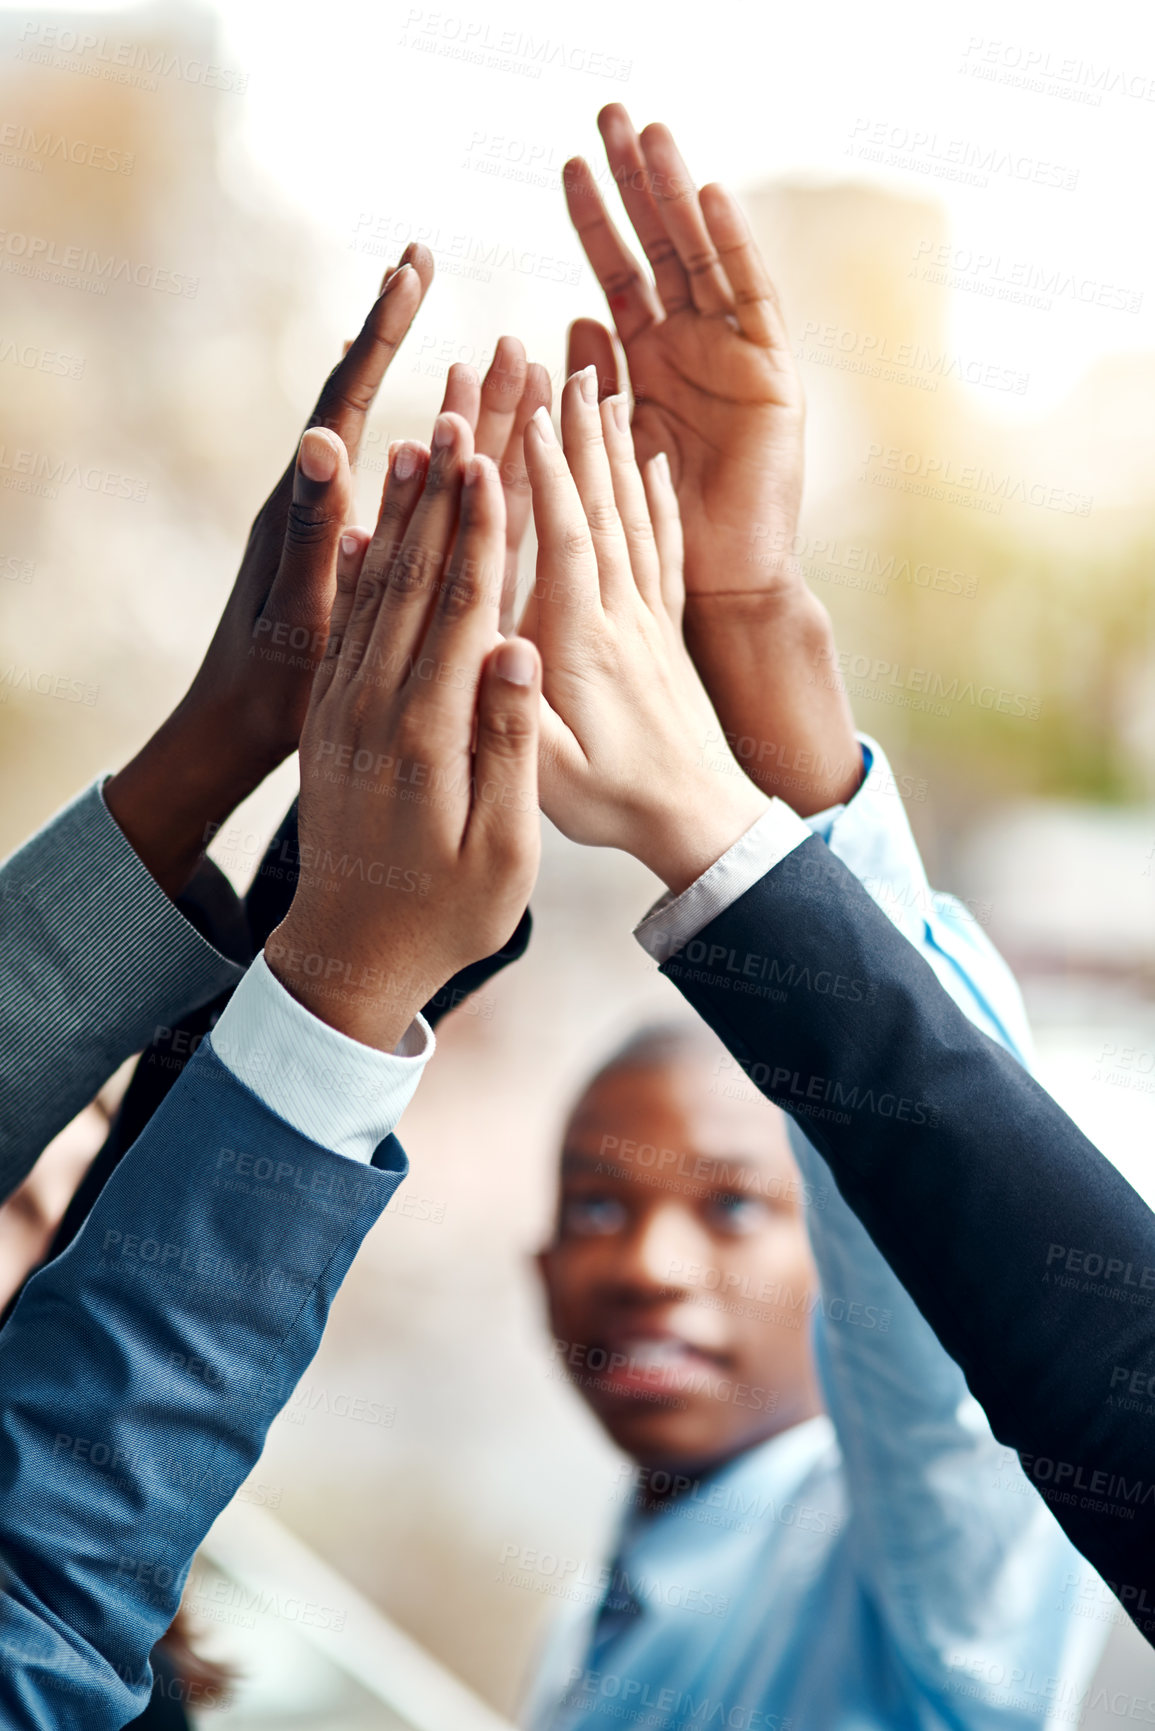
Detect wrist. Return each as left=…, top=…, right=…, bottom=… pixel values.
left=683, top=588, right=863, bottom=815
left=633, top=775, right=770, bottom=899
left=685, top=504, right=804, bottom=598
left=265, top=912, right=431, bottom=1054
left=105, top=701, right=284, bottom=900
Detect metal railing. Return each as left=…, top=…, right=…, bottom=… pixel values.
left=200, top=1500, right=520, bottom=1731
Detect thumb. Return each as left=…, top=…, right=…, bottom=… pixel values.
left=468, top=637, right=542, bottom=883
left=566, top=317, right=619, bottom=400
left=258, top=427, right=353, bottom=671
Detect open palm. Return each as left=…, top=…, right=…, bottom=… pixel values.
left=563, top=106, right=804, bottom=597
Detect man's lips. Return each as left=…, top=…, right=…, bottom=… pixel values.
left=583, top=1332, right=731, bottom=1401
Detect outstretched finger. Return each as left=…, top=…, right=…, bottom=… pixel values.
left=439, top=362, right=482, bottom=427
left=523, top=404, right=602, bottom=671
left=259, top=427, right=353, bottom=691
left=466, top=638, right=541, bottom=902
left=309, top=244, right=435, bottom=462
left=559, top=368, right=633, bottom=611
left=475, top=336, right=528, bottom=464
left=599, top=394, right=661, bottom=609
left=364, top=412, right=475, bottom=684
left=642, top=454, right=685, bottom=627
left=237, top=245, right=435, bottom=629
left=414, top=453, right=507, bottom=728
left=566, top=319, right=621, bottom=400
left=638, top=122, right=734, bottom=318
left=597, top=104, right=691, bottom=317
left=699, top=183, right=788, bottom=350
left=563, top=153, right=661, bottom=346
left=498, top=359, right=553, bottom=630
left=339, top=441, right=430, bottom=687
left=311, top=525, right=371, bottom=701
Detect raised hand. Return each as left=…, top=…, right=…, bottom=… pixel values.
left=438, top=337, right=552, bottom=624
left=524, top=369, right=768, bottom=897
left=563, top=110, right=860, bottom=815
left=105, top=245, right=436, bottom=896
left=267, top=415, right=542, bottom=1052
left=564, top=108, right=802, bottom=596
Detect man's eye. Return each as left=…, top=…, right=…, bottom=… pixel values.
left=706, top=1194, right=766, bottom=1234
left=560, top=1195, right=629, bottom=1237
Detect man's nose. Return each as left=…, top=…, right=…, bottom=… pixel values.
left=617, top=1203, right=711, bottom=1294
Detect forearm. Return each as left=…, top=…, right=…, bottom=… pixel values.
left=794, top=1133, right=1107, bottom=1702
left=799, top=731, right=1037, bottom=1468
left=103, top=698, right=273, bottom=902
left=683, top=587, right=862, bottom=816
left=0, top=1039, right=407, bottom=1728
left=661, top=836, right=1155, bottom=1627
left=0, top=782, right=242, bottom=1199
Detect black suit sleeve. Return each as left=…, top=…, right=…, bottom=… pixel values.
left=661, top=832, right=1155, bottom=1640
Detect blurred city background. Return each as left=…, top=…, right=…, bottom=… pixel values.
left=0, top=0, right=1153, bottom=1723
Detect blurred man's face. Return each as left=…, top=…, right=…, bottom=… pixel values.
left=538, top=1057, right=821, bottom=1473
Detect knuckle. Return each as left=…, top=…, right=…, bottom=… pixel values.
left=560, top=526, right=592, bottom=565
left=390, top=545, right=438, bottom=596
left=369, top=526, right=405, bottom=567
left=439, top=568, right=482, bottom=619
left=396, top=708, right=441, bottom=760
left=584, top=502, right=621, bottom=537
left=647, top=238, right=681, bottom=271
left=350, top=570, right=388, bottom=615
left=482, top=704, right=534, bottom=751
left=314, top=369, right=374, bottom=420
left=686, top=250, right=722, bottom=280
left=602, top=264, right=644, bottom=300
left=285, top=499, right=337, bottom=547
left=484, top=833, right=526, bottom=880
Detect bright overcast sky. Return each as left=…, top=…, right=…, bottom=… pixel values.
left=24, top=0, right=1155, bottom=415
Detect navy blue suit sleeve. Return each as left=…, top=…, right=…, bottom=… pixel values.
left=0, top=1043, right=407, bottom=1728
left=661, top=833, right=1155, bottom=1643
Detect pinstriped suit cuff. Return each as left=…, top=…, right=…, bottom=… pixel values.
left=0, top=779, right=243, bottom=1181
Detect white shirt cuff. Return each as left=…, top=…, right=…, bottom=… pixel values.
left=634, top=799, right=812, bottom=963
left=208, top=953, right=434, bottom=1165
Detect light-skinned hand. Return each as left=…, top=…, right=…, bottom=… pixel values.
left=437, top=338, right=553, bottom=623
left=524, top=369, right=768, bottom=898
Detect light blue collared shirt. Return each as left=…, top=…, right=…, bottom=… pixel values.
left=530, top=739, right=1108, bottom=1731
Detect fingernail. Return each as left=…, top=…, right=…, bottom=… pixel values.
left=495, top=639, right=536, bottom=686
left=464, top=454, right=485, bottom=487
left=431, top=414, right=455, bottom=451
left=382, top=262, right=413, bottom=296
left=299, top=428, right=339, bottom=484
left=340, top=532, right=361, bottom=558
left=609, top=393, right=630, bottom=434
left=653, top=451, right=673, bottom=488
left=578, top=365, right=598, bottom=404
left=530, top=405, right=557, bottom=445
left=393, top=443, right=417, bottom=481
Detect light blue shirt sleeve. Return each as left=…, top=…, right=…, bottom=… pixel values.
left=209, top=953, right=434, bottom=1165
left=792, top=734, right=1107, bottom=1712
